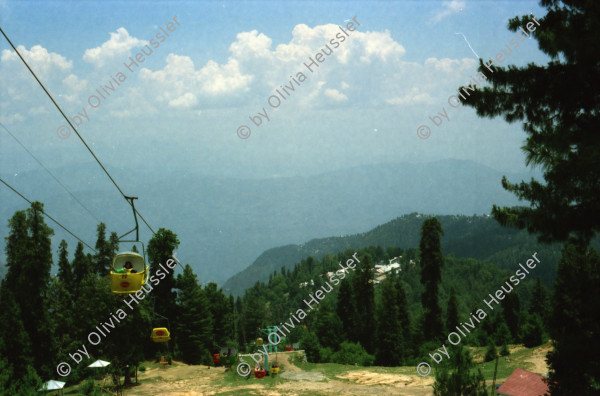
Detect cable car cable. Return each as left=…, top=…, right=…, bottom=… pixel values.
left=0, top=26, right=155, bottom=236
left=1, top=121, right=103, bottom=224
left=0, top=177, right=97, bottom=252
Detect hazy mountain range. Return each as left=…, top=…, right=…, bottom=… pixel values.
left=0, top=159, right=541, bottom=284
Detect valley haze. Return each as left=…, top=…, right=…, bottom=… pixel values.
left=0, top=159, right=540, bottom=284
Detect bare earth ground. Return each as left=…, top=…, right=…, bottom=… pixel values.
left=125, top=352, right=434, bottom=396
left=116, top=344, right=550, bottom=396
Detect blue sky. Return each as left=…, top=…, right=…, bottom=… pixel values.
left=1, top=0, right=548, bottom=180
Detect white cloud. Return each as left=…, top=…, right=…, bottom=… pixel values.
left=424, top=57, right=476, bottom=73
left=430, top=0, right=466, bottom=24
left=324, top=88, right=348, bottom=102
left=28, top=106, right=48, bottom=115
left=169, top=92, right=198, bottom=108
left=355, top=30, right=406, bottom=63
left=198, top=58, right=253, bottom=95
left=0, top=112, right=25, bottom=124
left=83, top=27, right=148, bottom=67
left=229, top=30, right=273, bottom=60
left=387, top=88, right=434, bottom=106
left=1, top=45, right=71, bottom=78
left=139, top=53, right=253, bottom=103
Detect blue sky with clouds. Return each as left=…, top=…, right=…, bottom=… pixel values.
left=1, top=0, right=548, bottom=180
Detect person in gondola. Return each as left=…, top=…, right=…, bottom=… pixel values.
left=116, top=261, right=136, bottom=274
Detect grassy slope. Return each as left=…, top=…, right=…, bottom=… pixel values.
left=62, top=342, right=552, bottom=395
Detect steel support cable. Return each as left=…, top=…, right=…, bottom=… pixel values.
left=0, top=26, right=156, bottom=236
left=0, top=177, right=97, bottom=252
left=1, top=121, right=102, bottom=224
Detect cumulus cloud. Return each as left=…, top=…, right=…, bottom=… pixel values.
left=355, top=30, right=406, bottom=63
left=430, top=0, right=466, bottom=24
left=424, top=57, right=476, bottom=73
left=1, top=45, right=71, bottom=78
left=324, top=88, right=348, bottom=102
left=139, top=53, right=253, bottom=106
left=83, top=27, right=148, bottom=67
left=386, top=88, right=434, bottom=106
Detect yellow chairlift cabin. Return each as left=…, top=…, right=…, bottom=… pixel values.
left=150, top=327, right=171, bottom=343
left=110, top=252, right=148, bottom=293
left=110, top=196, right=149, bottom=294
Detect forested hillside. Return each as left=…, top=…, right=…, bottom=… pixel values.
left=233, top=230, right=555, bottom=377
left=223, top=213, right=569, bottom=296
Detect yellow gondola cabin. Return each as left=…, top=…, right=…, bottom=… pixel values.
left=151, top=327, right=171, bottom=343
left=110, top=252, right=148, bottom=293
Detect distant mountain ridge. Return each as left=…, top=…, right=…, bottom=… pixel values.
left=0, top=159, right=540, bottom=283
left=222, top=213, right=564, bottom=296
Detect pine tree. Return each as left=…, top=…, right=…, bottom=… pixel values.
left=352, top=254, right=376, bottom=354
left=4, top=203, right=55, bottom=377
left=204, top=282, right=233, bottom=349
left=528, top=278, right=549, bottom=324
left=336, top=278, right=357, bottom=342
left=484, top=338, right=497, bottom=362
left=396, top=278, right=412, bottom=356
left=57, top=239, right=73, bottom=287
left=93, top=223, right=113, bottom=276
left=375, top=277, right=404, bottom=366
left=433, top=344, right=488, bottom=396
left=546, top=240, right=600, bottom=395
left=501, top=290, right=520, bottom=342
left=520, top=312, right=544, bottom=348
left=148, top=228, right=180, bottom=316
left=72, top=241, right=92, bottom=292
left=419, top=218, right=445, bottom=342
left=314, top=296, right=343, bottom=350
left=47, top=278, right=74, bottom=360
left=175, top=265, right=213, bottom=364
left=0, top=280, right=33, bottom=379
left=446, top=287, right=459, bottom=334
left=461, top=3, right=600, bottom=245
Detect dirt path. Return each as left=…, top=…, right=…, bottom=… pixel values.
left=124, top=353, right=434, bottom=396
left=523, top=343, right=552, bottom=375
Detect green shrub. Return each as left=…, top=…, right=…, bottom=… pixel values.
left=499, top=343, right=510, bottom=356
left=319, top=347, right=333, bottom=363
left=138, top=364, right=146, bottom=372
left=484, top=341, right=497, bottom=362
left=331, top=341, right=374, bottom=366
left=299, top=331, right=321, bottom=363
left=79, top=377, right=96, bottom=396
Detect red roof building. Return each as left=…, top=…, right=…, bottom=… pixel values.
left=497, top=368, right=549, bottom=396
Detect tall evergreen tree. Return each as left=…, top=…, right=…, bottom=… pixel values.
left=93, top=223, right=113, bottom=276
left=419, top=218, right=445, bottom=342
left=148, top=228, right=180, bottom=317
left=352, top=254, right=376, bottom=354
left=57, top=239, right=73, bottom=287
left=433, top=344, right=488, bottom=396
left=72, top=241, right=92, bottom=292
left=313, top=296, right=343, bottom=350
left=4, top=203, right=55, bottom=376
left=175, top=265, right=213, bottom=364
left=446, top=287, right=459, bottom=334
left=501, top=289, right=521, bottom=342
left=204, top=282, right=233, bottom=349
left=395, top=277, right=412, bottom=355
left=0, top=280, right=33, bottom=379
left=336, top=278, right=357, bottom=342
left=528, top=278, right=549, bottom=324
left=462, top=2, right=600, bottom=245
left=546, top=240, right=600, bottom=395
left=461, top=4, right=600, bottom=389
left=375, top=276, right=404, bottom=366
